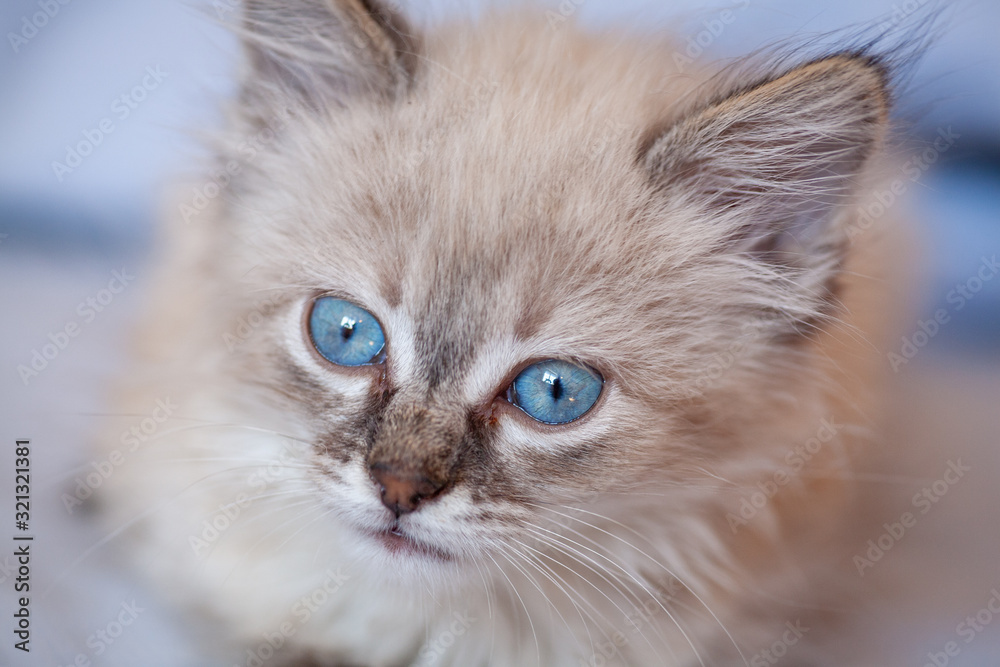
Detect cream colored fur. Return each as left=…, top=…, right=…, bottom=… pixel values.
left=99, top=3, right=907, bottom=665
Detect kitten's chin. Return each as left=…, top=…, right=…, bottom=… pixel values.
left=365, top=525, right=454, bottom=563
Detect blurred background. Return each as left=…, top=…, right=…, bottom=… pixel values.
left=0, top=0, right=997, bottom=664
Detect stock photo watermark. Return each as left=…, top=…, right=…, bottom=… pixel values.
left=236, top=567, right=350, bottom=667
left=686, top=318, right=771, bottom=399
left=61, top=397, right=178, bottom=514
left=12, top=439, right=33, bottom=653
left=0, top=554, right=16, bottom=586
left=394, top=76, right=499, bottom=182
left=546, top=0, right=587, bottom=29
left=846, top=126, right=960, bottom=243
left=853, top=459, right=970, bottom=576
left=887, top=255, right=1000, bottom=371
left=223, top=293, right=284, bottom=352
left=672, top=0, right=752, bottom=71
left=412, top=611, right=477, bottom=667
left=921, top=586, right=1000, bottom=667
left=189, top=438, right=310, bottom=558
left=725, top=417, right=842, bottom=533
left=179, top=107, right=292, bottom=224
left=749, top=620, right=809, bottom=667
left=877, top=0, right=934, bottom=34
left=578, top=576, right=681, bottom=667
left=16, top=268, right=134, bottom=386
left=53, top=599, right=145, bottom=667
left=7, top=0, right=73, bottom=53
left=189, top=494, right=252, bottom=558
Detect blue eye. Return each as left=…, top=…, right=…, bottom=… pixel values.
left=308, top=297, right=386, bottom=366
left=509, top=360, right=603, bottom=424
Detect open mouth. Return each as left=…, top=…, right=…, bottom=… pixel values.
left=369, top=525, right=453, bottom=561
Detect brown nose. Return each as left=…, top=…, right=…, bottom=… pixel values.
left=371, top=465, right=445, bottom=517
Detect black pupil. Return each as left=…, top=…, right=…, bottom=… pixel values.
left=340, top=321, right=355, bottom=341
left=550, top=377, right=563, bottom=401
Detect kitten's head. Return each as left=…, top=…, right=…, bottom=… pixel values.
left=202, top=0, right=891, bottom=576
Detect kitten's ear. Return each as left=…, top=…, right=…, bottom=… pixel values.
left=643, top=54, right=890, bottom=273
left=239, top=0, right=418, bottom=113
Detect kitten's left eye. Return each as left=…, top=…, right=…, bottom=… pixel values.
left=507, top=360, right=603, bottom=424
left=308, top=297, right=386, bottom=366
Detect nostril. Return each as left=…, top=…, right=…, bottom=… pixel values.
left=371, top=466, right=444, bottom=516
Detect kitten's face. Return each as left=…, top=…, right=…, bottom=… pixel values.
left=230, top=99, right=699, bottom=567
left=209, top=2, right=888, bottom=574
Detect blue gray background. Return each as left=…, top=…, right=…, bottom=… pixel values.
left=1, top=0, right=998, bottom=665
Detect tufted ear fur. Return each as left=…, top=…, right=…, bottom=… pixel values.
left=643, top=54, right=891, bottom=291
left=238, top=0, right=419, bottom=117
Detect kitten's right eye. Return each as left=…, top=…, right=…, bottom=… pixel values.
left=308, top=297, right=386, bottom=366
left=507, top=360, right=603, bottom=424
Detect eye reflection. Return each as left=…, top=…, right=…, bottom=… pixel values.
left=308, top=297, right=385, bottom=366
left=509, top=360, right=602, bottom=424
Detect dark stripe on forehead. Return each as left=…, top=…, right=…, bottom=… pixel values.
left=415, top=314, right=479, bottom=391
left=411, top=258, right=495, bottom=392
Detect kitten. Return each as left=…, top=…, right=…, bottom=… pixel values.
left=100, top=1, right=910, bottom=664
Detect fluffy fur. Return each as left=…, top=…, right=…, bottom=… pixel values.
left=99, top=2, right=907, bottom=665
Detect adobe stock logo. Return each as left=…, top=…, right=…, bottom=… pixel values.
left=545, top=0, right=587, bottom=30
left=672, top=0, right=752, bottom=71
left=853, top=459, right=970, bottom=576
left=749, top=620, right=809, bottom=666
left=62, top=397, right=177, bottom=514
left=847, top=126, right=960, bottom=243
left=725, top=417, right=841, bottom=533
left=888, top=255, right=1000, bottom=371
left=922, top=587, right=1000, bottom=667
left=17, top=268, right=134, bottom=385
left=7, top=0, right=73, bottom=53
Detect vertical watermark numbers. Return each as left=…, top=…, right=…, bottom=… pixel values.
left=12, top=439, right=33, bottom=653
